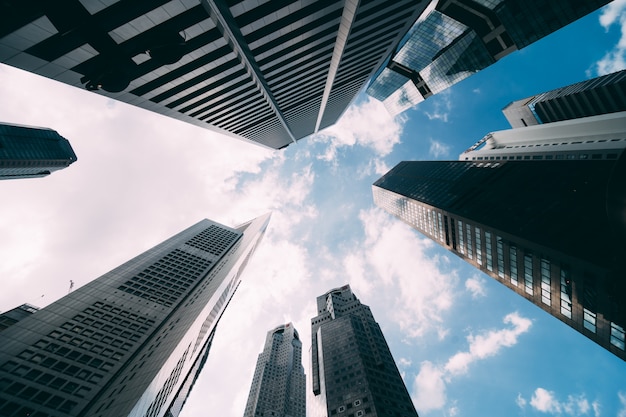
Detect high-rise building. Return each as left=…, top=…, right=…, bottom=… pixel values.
left=0, top=0, right=428, bottom=150
left=0, top=122, right=77, bottom=180
left=310, top=285, right=418, bottom=417
left=0, top=213, right=270, bottom=417
left=243, top=323, right=305, bottom=417
left=366, top=0, right=612, bottom=115
left=459, top=111, right=626, bottom=161
left=502, top=69, right=626, bottom=128
left=373, top=155, right=626, bottom=361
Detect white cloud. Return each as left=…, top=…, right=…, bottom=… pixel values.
left=464, top=274, right=487, bottom=298
left=516, top=388, right=602, bottom=416
left=398, top=357, right=412, bottom=367
left=429, top=138, right=451, bottom=158
left=413, top=361, right=447, bottom=412
left=424, top=90, right=453, bottom=122
left=590, top=0, right=626, bottom=75
left=618, top=391, right=626, bottom=417
left=313, top=97, right=405, bottom=161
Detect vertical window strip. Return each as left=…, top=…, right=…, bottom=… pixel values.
left=610, top=322, right=625, bottom=350
left=560, top=267, right=572, bottom=319
left=437, top=212, right=444, bottom=242
left=485, top=232, right=493, bottom=271
left=509, top=246, right=518, bottom=286
left=583, top=308, right=596, bottom=333
left=523, top=254, right=533, bottom=295
left=466, top=225, right=473, bottom=259
left=458, top=220, right=465, bottom=255
left=496, top=236, right=504, bottom=278
left=540, top=259, right=551, bottom=306
left=475, top=228, right=482, bottom=265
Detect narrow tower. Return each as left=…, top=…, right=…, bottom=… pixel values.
left=243, top=323, right=306, bottom=417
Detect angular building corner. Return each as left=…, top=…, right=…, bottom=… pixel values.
left=310, top=285, right=418, bottom=417
left=243, top=323, right=306, bottom=417
left=0, top=122, right=77, bottom=180
left=0, top=212, right=270, bottom=417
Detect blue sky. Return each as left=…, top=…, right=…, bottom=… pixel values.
left=0, top=2, right=625, bottom=417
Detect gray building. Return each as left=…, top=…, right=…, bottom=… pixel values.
left=502, top=69, right=626, bottom=128
left=366, top=0, right=612, bottom=115
left=310, top=285, right=418, bottom=417
left=0, top=122, right=77, bottom=180
left=373, top=155, right=626, bottom=361
left=0, top=0, right=428, bottom=150
left=0, top=213, right=270, bottom=417
left=243, top=323, right=305, bottom=417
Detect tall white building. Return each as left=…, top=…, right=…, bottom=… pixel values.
left=243, top=323, right=305, bottom=417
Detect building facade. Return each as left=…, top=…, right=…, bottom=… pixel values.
left=366, top=0, right=612, bottom=115
left=243, top=323, right=305, bottom=417
left=0, top=213, right=270, bottom=417
left=459, top=111, right=626, bottom=161
left=502, top=69, right=626, bottom=128
left=373, top=159, right=626, bottom=361
left=0, top=122, right=77, bottom=180
left=310, top=285, right=418, bottom=417
left=0, top=0, right=428, bottom=150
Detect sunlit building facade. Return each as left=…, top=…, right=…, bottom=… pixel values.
left=310, top=285, right=418, bottom=417
left=0, top=122, right=77, bottom=180
left=373, top=159, right=626, bottom=361
left=366, top=0, right=612, bottom=115
left=243, top=323, right=305, bottom=417
left=502, top=69, right=626, bottom=128
left=0, top=213, right=270, bottom=417
left=0, top=0, right=428, bottom=149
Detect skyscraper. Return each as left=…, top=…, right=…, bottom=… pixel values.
left=502, top=69, right=626, bottom=128
left=0, top=0, right=428, bottom=150
left=373, top=155, right=626, bottom=360
left=310, top=285, right=418, bottom=417
left=0, top=122, right=77, bottom=180
left=243, top=323, right=305, bottom=417
left=366, top=0, right=612, bottom=115
left=0, top=213, right=270, bottom=417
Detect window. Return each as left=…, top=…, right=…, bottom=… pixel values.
left=560, top=267, right=572, bottom=318
left=524, top=254, right=533, bottom=295
left=496, top=236, right=504, bottom=278
left=610, top=322, right=625, bottom=350
left=540, top=259, right=551, bottom=305
left=485, top=232, right=493, bottom=271
left=338, top=406, right=346, bottom=413
left=457, top=221, right=465, bottom=255
left=509, top=246, right=518, bottom=286
left=475, top=228, right=483, bottom=265
left=583, top=308, right=596, bottom=333
left=466, top=225, right=473, bottom=259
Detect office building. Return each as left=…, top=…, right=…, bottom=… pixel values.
left=0, top=213, right=271, bottom=417
left=366, top=0, right=612, bottom=115
left=460, top=111, right=626, bottom=161
left=373, top=156, right=626, bottom=361
left=502, top=69, right=626, bottom=128
left=310, top=285, right=418, bottom=417
left=0, top=0, right=428, bottom=150
left=243, top=323, right=305, bottom=417
left=0, top=122, right=77, bottom=180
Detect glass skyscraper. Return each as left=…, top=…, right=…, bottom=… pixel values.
left=0, top=122, right=77, bottom=180
left=243, top=323, right=305, bottom=417
left=366, top=0, right=612, bottom=115
left=0, top=213, right=270, bottom=417
left=0, top=0, right=428, bottom=150
left=310, top=285, right=418, bottom=417
left=373, top=154, right=626, bottom=361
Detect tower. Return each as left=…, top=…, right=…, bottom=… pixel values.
left=502, top=69, right=626, bottom=128
left=0, top=0, right=428, bottom=149
left=366, top=0, right=612, bottom=115
left=0, top=213, right=270, bottom=417
left=0, top=122, right=77, bottom=180
left=243, top=323, right=305, bottom=417
left=310, top=285, right=418, bottom=417
left=373, top=152, right=626, bottom=360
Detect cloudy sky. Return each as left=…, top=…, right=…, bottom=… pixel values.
left=1, top=2, right=626, bottom=417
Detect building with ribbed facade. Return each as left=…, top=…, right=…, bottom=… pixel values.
left=0, top=0, right=428, bottom=149
left=310, top=285, right=418, bottom=417
left=502, top=69, right=626, bottom=128
left=459, top=111, right=626, bottom=162
left=0, top=122, right=77, bottom=180
left=366, top=0, right=612, bottom=115
left=243, top=323, right=305, bottom=417
left=0, top=213, right=270, bottom=417
left=373, top=156, right=626, bottom=361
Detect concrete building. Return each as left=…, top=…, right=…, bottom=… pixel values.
left=0, top=122, right=77, bottom=180
left=310, top=285, right=418, bottom=417
left=0, top=213, right=270, bottom=417
left=243, top=323, right=305, bottom=417
left=0, top=0, right=429, bottom=149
